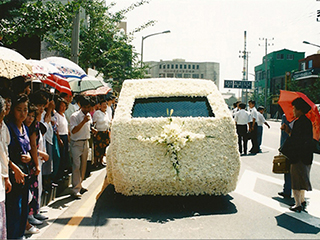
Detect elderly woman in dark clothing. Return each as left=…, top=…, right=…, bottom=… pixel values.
left=281, top=98, right=313, bottom=212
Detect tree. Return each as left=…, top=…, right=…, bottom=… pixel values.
left=1, top=0, right=155, bottom=91
left=288, top=77, right=320, bottom=104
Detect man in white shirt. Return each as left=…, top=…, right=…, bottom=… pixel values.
left=256, top=106, right=270, bottom=153
left=69, top=96, right=97, bottom=198
left=235, top=103, right=250, bottom=156
left=248, top=100, right=259, bottom=154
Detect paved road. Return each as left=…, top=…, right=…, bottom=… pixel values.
left=31, top=120, right=320, bottom=239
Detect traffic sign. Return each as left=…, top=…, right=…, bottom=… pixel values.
left=234, top=80, right=243, bottom=89
left=224, top=80, right=252, bottom=89
left=224, top=80, right=233, bottom=88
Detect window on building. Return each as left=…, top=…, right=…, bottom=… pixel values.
left=167, top=73, right=174, bottom=78
left=171, top=64, right=174, bottom=69
left=176, top=64, right=178, bottom=69
left=184, top=74, right=191, bottom=78
left=308, top=60, right=313, bottom=69
left=276, top=54, right=284, bottom=60
left=301, top=62, right=306, bottom=71
left=188, top=65, right=191, bottom=69
left=192, top=74, right=199, bottom=78
left=159, top=73, right=165, bottom=78
left=197, top=65, right=199, bottom=69
left=192, top=65, right=195, bottom=69
left=287, top=54, right=294, bottom=60
left=201, top=74, right=204, bottom=79
left=176, top=73, right=182, bottom=78
left=180, top=64, right=183, bottom=69
left=163, top=65, right=166, bottom=69
left=184, top=65, right=187, bottom=69
left=167, top=64, right=170, bottom=69
left=159, top=65, right=162, bottom=69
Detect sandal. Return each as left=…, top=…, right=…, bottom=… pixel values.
left=25, top=225, right=40, bottom=234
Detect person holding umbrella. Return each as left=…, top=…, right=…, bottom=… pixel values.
left=280, top=98, right=314, bottom=212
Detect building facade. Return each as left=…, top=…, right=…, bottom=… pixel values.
left=145, top=59, right=220, bottom=89
left=254, top=49, right=305, bottom=117
left=292, top=53, right=320, bottom=88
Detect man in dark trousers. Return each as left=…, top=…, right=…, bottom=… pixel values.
left=235, top=103, right=250, bottom=156
left=248, top=100, right=259, bottom=154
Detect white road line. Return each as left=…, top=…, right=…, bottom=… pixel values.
left=235, top=170, right=320, bottom=228
left=261, top=145, right=277, bottom=151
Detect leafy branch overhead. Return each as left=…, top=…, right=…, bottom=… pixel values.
left=0, top=0, right=156, bottom=90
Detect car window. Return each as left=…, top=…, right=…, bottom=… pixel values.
left=132, top=96, right=215, bottom=118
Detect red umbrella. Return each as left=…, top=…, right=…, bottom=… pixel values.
left=278, top=90, right=320, bottom=141
left=82, top=86, right=112, bottom=96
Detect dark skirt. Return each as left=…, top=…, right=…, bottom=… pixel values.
left=93, top=130, right=110, bottom=159
left=291, top=161, right=312, bottom=191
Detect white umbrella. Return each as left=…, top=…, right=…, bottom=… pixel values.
left=0, top=46, right=28, bottom=63
left=41, top=56, right=87, bottom=79
left=0, top=46, right=32, bottom=79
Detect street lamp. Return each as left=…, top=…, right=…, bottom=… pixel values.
left=303, top=41, right=320, bottom=48
left=141, top=30, right=171, bottom=68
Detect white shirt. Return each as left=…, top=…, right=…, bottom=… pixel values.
left=249, top=107, right=258, bottom=123
left=235, top=109, right=250, bottom=125
left=65, top=103, right=80, bottom=123
left=232, top=107, right=239, bottom=118
left=54, top=111, right=69, bottom=135
left=69, top=110, right=92, bottom=141
left=41, top=111, right=53, bottom=145
left=93, top=110, right=111, bottom=131
left=256, top=112, right=266, bottom=126
left=106, top=106, right=113, bottom=121
left=0, top=123, right=10, bottom=202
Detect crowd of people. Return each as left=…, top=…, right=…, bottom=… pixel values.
left=232, top=100, right=270, bottom=156
left=0, top=76, right=116, bottom=239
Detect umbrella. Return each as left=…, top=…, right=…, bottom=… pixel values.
left=0, top=59, right=33, bottom=79
left=28, top=60, right=72, bottom=96
left=278, top=90, right=320, bottom=141
left=68, top=76, right=104, bottom=93
left=0, top=46, right=33, bottom=79
left=41, top=56, right=87, bottom=79
left=83, top=85, right=112, bottom=96
left=0, top=46, right=28, bottom=62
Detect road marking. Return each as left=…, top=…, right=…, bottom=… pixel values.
left=235, top=170, right=320, bottom=228
left=261, top=145, right=277, bottom=151
left=54, top=183, right=103, bottom=239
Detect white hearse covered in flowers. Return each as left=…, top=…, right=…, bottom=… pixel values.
left=102, top=78, right=240, bottom=196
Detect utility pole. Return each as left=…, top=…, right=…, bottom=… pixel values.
left=71, top=9, right=80, bottom=64
left=259, top=37, right=274, bottom=114
left=239, top=31, right=248, bottom=103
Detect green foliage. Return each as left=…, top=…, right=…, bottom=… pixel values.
left=288, top=77, right=320, bottom=103
left=1, top=0, right=155, bottom=91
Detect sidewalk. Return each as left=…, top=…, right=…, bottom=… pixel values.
left=29, top=166, right=106, bottom=239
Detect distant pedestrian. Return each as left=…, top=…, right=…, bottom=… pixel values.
left=256, top=106, right=270, bottom=153
left=278, top=113, right=293, bottom=199
left=248, top=100, right=259, bottom=154
left=234, top=103, right=250, bottom=156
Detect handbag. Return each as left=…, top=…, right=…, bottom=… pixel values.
left=272, top=153, right=290, bottom=174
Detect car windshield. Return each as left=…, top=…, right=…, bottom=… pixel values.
left=131, top=96, right=215, bottom=118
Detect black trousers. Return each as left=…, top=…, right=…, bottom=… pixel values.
left=250, top=122, right=259, bottom=153
left=236, top=124, right=248, bottom=154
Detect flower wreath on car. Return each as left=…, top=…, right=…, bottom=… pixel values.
left=132, top=109, right=213, bottom=179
